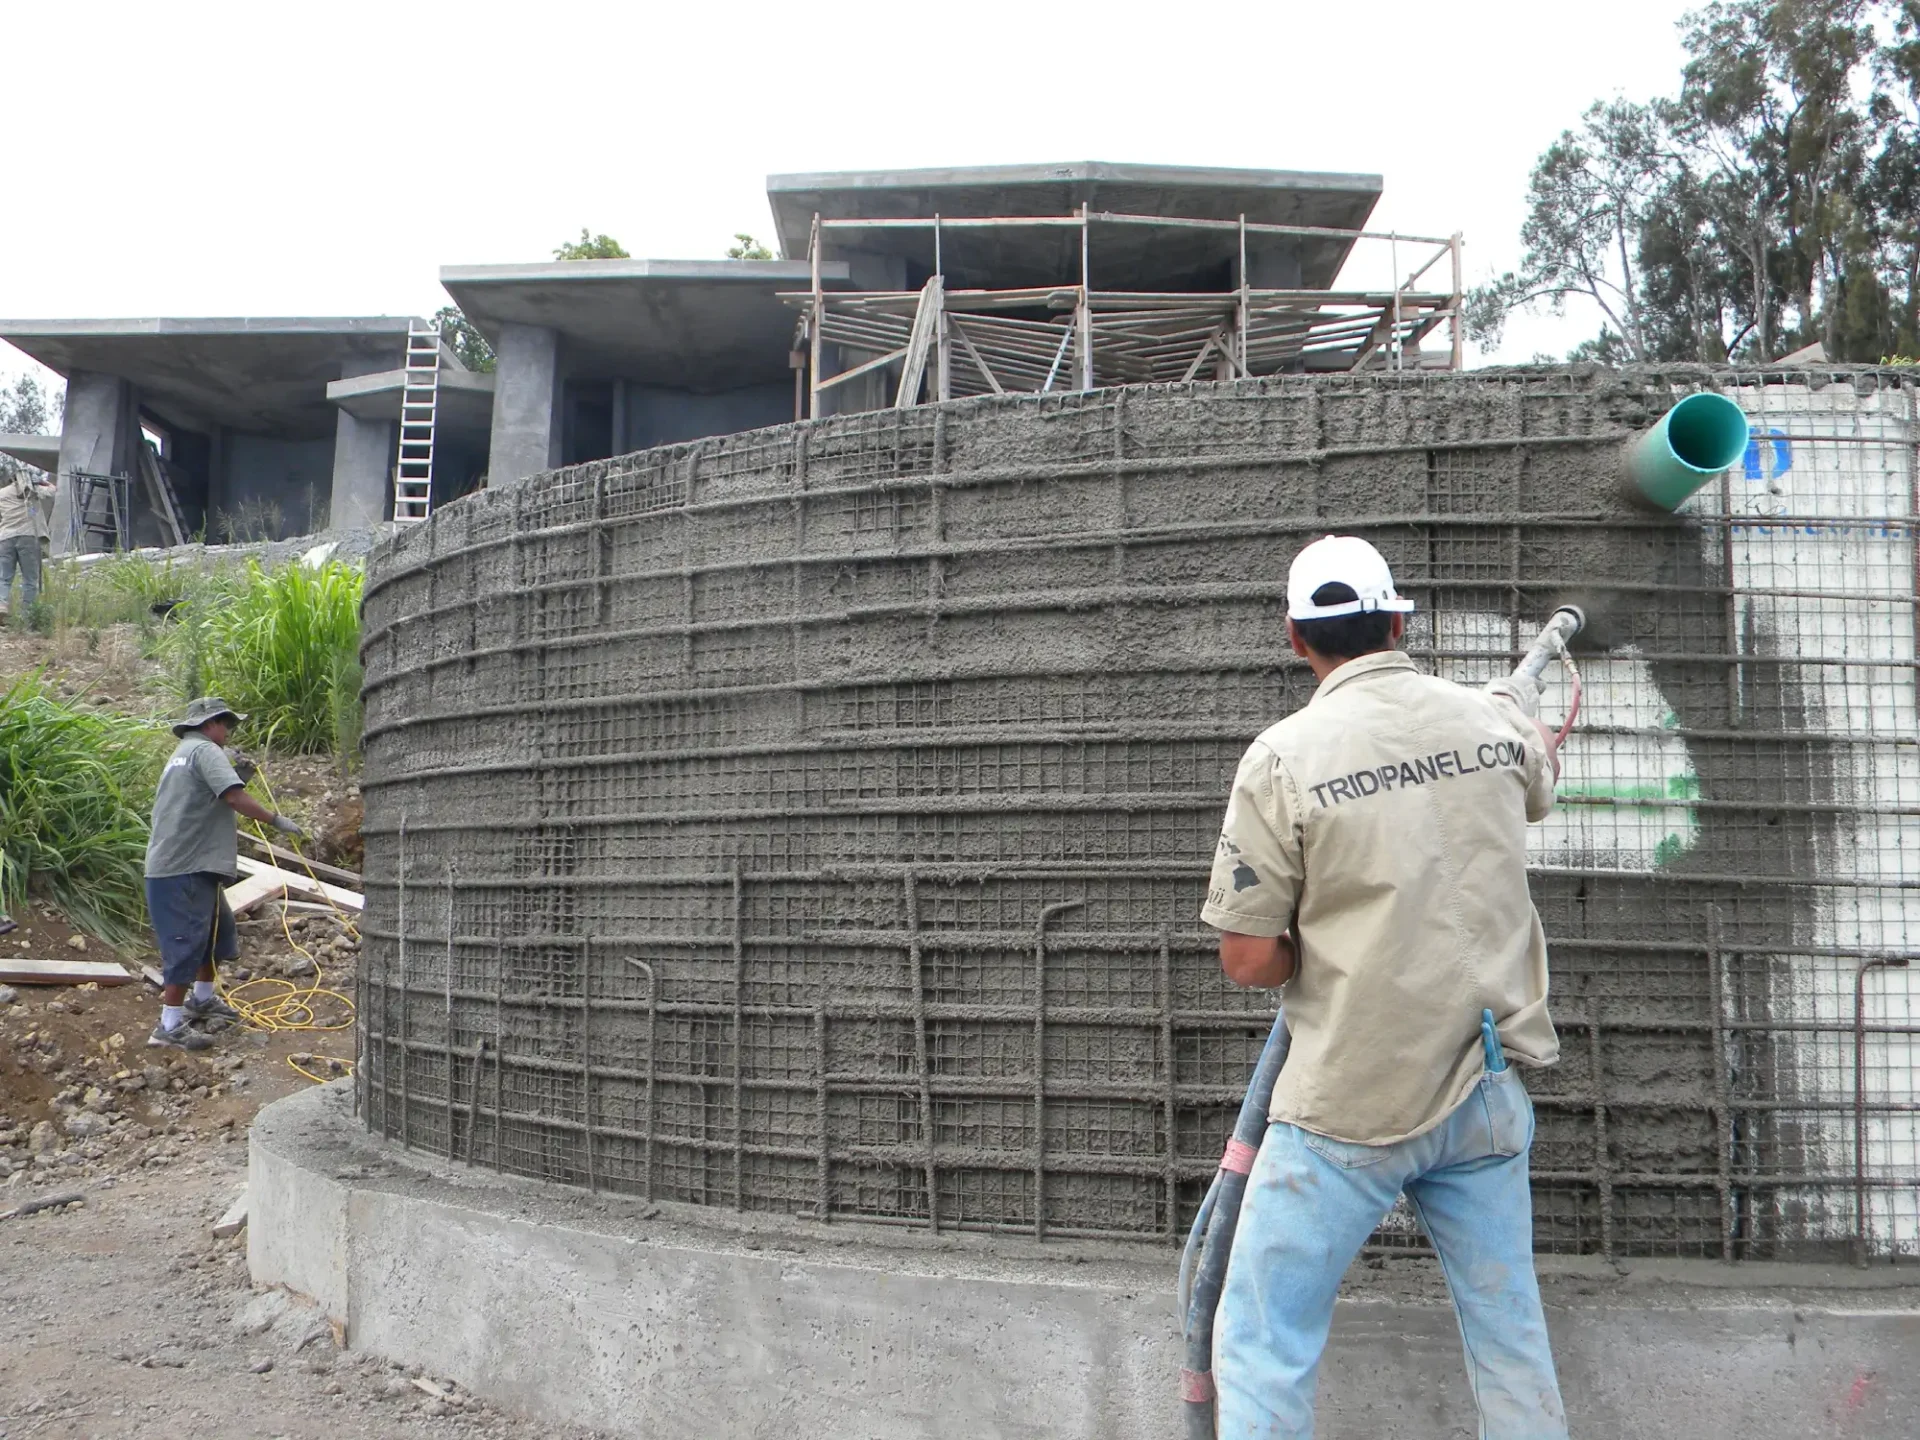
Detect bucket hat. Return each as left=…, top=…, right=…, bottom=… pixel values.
left=171, top=697, right=248, bottom=737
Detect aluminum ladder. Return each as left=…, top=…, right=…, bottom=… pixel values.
left=393, top=319, right=439, bottom=523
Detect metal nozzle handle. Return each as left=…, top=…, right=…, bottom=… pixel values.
left=1512, top=606, right=1585, bottom=686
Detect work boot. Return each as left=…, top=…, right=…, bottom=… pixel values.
left=184, top=992, right=242, bottom=1026
left=147, top=1020, right=213, bottom=1052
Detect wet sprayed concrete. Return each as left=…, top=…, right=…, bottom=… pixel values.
left=351, top=367, right=1906, bottom=1253
left=254, top=1083, right=1920, bottom=1439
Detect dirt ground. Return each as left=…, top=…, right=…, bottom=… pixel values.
left=0, top=1150, right=612, bottom=1440
left=2, top=622, right=576, bottom=1437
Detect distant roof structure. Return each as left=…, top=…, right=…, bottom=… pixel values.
left=0, top=434, right=58, bottom=471
left=0, top=317, right=423, bottom=439
left=327, top=365, right=496, bottom=445
left=766, top=160, right=1385, bottom=291
left=439, top=259, right=854, bottom=392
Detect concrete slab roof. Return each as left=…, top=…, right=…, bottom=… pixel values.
left=439, top=260, right=854, bottom=392
left=327, top=365, right=495, bottom=443
left=0, top=433, right=59, bottom=471
left=0, top=317, right=425, bottom=440
left=765, top=160, right=1385, bottom=291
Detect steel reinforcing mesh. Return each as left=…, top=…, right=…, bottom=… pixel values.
left=357, top=368, right=1920, bottom=1259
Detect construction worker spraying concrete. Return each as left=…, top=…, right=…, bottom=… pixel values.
left=1194, top=534, right=1572, bottom=1438
left=1180, top=391, right=1749, bottom=1437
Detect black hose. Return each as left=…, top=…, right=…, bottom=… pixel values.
left=1178, top=1006, right=1291, bottom=1437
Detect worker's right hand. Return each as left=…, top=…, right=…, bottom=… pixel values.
left=270, top=814, right=308, bottom=842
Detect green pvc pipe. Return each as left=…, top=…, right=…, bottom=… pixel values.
left=1626, top=391, right=1752, bottom=512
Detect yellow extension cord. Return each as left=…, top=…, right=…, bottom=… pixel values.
left=214, top=769, right=358, bottom=1084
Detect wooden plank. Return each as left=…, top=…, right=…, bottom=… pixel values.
left=1449, top=232, right=1465, bottom=370
left=235, top=856, right=364, bottom=912
left=1180, top=334, right=1221, bottom=383
left=222, top=872, right=289, bottom=917
left=212, top=1186, right=248, bottom=1239
left=0, top=1191, right=86, bottom=1220
left=808, top=212, right=823, bottom=420
left=137, top=445, right=187, bottom=547
left=1085, top=211, right=1454, bottom=245
left=814, top=345, right=908, bottom=393
left=819, top=215, right=1085, bottom=231
left=0, top=958, right=132, bottom=986
left=894, top=276, right=944, bottom=409
left=950, top=321, right=1005, bottom=395
left=238, top=831, right=363, bottom=888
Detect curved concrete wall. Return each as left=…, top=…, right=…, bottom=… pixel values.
left=356, top=369, right=1919, bottom=1257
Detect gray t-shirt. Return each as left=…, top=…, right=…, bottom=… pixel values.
left=145, top=733, right=245, bottom=879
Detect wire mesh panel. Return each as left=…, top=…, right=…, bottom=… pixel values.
left=357, top=367, right=1920, bottom=1258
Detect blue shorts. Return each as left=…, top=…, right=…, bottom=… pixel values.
left=145, top=872, right=239, bottom=987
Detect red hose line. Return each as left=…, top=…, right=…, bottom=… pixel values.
left=1553, top=654, right=1582, bottom=751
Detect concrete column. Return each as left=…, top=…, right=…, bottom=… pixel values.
left=329, top=411, right=393, bottom=530
left=53, top=370, right=137, bottom=555
left=486, top=323, right=562, bottom=486
left=329, top=351, right=400, bottom=530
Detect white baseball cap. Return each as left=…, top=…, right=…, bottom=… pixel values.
left=1286, top=535, right=1416, bottom=620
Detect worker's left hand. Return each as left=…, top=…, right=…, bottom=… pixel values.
left=270, top=813, right=308, bottom=842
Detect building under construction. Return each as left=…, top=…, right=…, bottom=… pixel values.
left=12, top=158, right=1910, bottom=1437
left=1, top=163, right=1461, bottom=550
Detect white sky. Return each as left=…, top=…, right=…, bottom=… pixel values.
left=0, top=0, right=1699, bottom=392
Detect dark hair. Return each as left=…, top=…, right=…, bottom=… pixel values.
left=1292, top=582, right=1396, bottom=660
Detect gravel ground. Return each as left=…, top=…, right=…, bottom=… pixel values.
left=0, top=1150, right=611, bottom=1440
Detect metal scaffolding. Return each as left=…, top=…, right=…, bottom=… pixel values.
left=792, top=209, right=1464, bottom=417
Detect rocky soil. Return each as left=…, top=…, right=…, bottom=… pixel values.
left=0, top=889, right=611, bottom=1438
left=0, top=1149, right=611, bottom=1439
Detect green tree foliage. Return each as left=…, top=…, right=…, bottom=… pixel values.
left=1473, top=0, right=1920, bottom=363
left=553, top=228, right=630, bottom=260
left=433, top=305, right=496, bottom=373
left=0, top=373, right=60, bottom=433
left=726, top=233, right=775, bottom=260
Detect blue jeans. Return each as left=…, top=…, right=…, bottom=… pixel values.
left=1215, top=1069, right=1567, bottom=1439
left=0, top=533, right=39, bottom=611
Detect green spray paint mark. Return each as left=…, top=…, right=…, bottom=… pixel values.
left=1652, top=833, right=1691, bottom=867
left=1561, top=772, right=1700, bottom=807
left=1559, top=773, right=1700, bottom=869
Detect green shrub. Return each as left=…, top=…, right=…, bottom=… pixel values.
left=168, top=559, right=364, bottom=754
left=0, top=675, right=167, bottom=946
left=328, top=651, right=365, bottom=762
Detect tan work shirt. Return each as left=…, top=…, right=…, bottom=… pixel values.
left=0, top=472, right=52, bottom=543
left=1200, top=650, right=1560, bottom=1145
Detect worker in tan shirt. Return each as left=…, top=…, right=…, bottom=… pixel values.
left=1203, top=535, right=1569, bottom=1439
left=0, top=464, right=55, bottom=622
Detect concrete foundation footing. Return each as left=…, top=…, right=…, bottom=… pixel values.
left=250, top=1084, right=1920, bottom=1439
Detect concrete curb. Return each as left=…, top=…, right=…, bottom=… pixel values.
left=251, top=1084, right=1920, bottom=1439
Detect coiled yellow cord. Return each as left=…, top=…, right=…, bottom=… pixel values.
left=215, top=768, right=359, bottom=1082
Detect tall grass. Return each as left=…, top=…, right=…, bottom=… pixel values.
left=27, top=553, right=366, bottom=760
left=167, top=559, right=365, bottom=755
left=0, top=675, right=167, bottom=946
left=37, top=554, right=228, bottom=633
